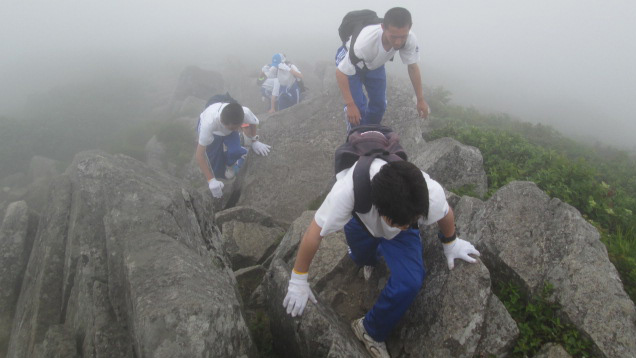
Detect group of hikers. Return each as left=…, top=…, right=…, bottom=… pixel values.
left=194, top=7, right=479, bottom=358
left=259, top=53, right=304, bottom=113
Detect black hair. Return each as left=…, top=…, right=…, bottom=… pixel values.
left=383, top=7, right=412, bottom=29
left=371, top=161, right=428, bottom=227
left=220, top=102, right=244, bottom=126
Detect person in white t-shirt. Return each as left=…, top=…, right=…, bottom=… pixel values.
left=268, top=53, right=303, bottom=113
left=195, top=100, right=271, bottom=198
left=282, top=160, right=480, bottom=356
left=259, top=64, right=279, bottom=111
left=336, top=7, right=430, bottom=129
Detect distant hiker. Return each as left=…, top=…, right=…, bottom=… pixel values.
left=282, top=126, right=479, bottom=358
left=336, top=7, right=430, bottom=129
left=195, top=94, right=271, bottom=198
left=268, top=53, right=304, bottom=113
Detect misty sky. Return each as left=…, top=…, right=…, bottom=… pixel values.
left=2, top=0, right=635, bottom=148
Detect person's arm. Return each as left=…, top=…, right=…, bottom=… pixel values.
left=336, top=68, right=361, bottom=125
left=196, top=143, right=225, bottom=198
left=292, top=219, right=324, bottom=273
left=290, top=65, right=303, bottom=79
left=437, top=206, right=456, bottom=238
left=407, top=63, right=430, bottom=118
left=436, top=207, right=480, bottom=269
left=282, top=219, right=323, bottom=316
left=195, top=144, right=214, bottom=181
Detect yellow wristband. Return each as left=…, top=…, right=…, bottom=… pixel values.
left=292, top=268, right=308, bottom=275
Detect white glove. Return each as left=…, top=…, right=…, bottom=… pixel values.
left=282, top=271, right=317, bottom=317
left=251, top=140, right=271, bottom=156
left=208, top=178, right=224, bottom=198
left=443, top=237, right=480, bottom=270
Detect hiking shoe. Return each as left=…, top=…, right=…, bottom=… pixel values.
left=363, top=265, right=374, bottom=281
left=351, top=318, right=390, bottom=358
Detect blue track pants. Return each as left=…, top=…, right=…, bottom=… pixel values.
left=344, top=217, right=426, bottom=342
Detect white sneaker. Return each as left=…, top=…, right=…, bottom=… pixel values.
left=363, top=265, right=374, bottom=281
left=224, top=165, right=236, bottom=180
left=351, top=318, right=390, bottom=358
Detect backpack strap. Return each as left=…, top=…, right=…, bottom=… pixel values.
left=350, top=129, right=406, bottom=213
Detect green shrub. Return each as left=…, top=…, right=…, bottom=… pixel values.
left=496, top=282, right=595, bottom=357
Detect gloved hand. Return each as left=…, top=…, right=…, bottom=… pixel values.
left=208, top=178, right=224, bottom=198
left=443, top=237, right=480, bottom=270
left=282, top=271, right=317, bottom=317
left=251, top=140, right=271, bottom=156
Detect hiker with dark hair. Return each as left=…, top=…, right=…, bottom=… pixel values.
left=268, top=53, right=304, bottom=113
left=195, top=98, right=271, bottom=198
left=282, top=127, right=478, bottom=358
left=336, top=7, right=430, bottom=129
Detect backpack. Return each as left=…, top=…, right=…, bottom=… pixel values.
left=334, top=125, right=407, bottom=213
left=204, top=92, right=237, bottom=109
left=338, top=9, right=383, bottom=69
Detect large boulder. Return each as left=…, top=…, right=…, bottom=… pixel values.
left=393, top=222, right=516, bottom=358
left=5, top=151, right=257, bottom=358
left=237, top=81, right=425, bottom=224
left=259, top=211, right=370, bottom=357
left=412, top=137, right=488, bottom=197
left=0, top=201, right=38, bottom=357
left=463, top=181, right=636, bottom=358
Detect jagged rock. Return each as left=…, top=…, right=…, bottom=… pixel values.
left=412, top=137, right=488, bottom=197
left=474, top=294, right=519, bottom=357
left=237, top=95, right=347, bottom=223
left=533, top=343, right=572, bottom=358
left=28, top=156, right=60, bottom=183
left=464, top=181, right=636, bottom=358
left=260, top=211, right=370, bottom=357
left=235, top=265, right=267, bottom=304
left=0, top=201, right=38, bottom=357
left=145, top=135, right=166, bottom=172
left=394, top=223, right=500, bottom=358
left=215, top=206, right=288, bottom=229
left=6, top=151, right=256, bottom=358
left=238, top=81, right=424, bottom=224
left=31, top=325, right=78, bottom=358
left=221, top=220, right=285, bottom=270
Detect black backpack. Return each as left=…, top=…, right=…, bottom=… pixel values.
left=204, top=92, right=237, bottom=109
left=338, top=10, right=383, bottom=69
left=334, top=125, right=407, bottom=213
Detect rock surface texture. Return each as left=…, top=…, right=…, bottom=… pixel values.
left=3, top=151, right=256, bottom=358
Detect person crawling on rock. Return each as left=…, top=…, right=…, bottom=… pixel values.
left=267, top=53, right=304, bottom=113
left=282, top=127, right=479, bottom=358
left=336, top=7, right=430, bottom=130
left=195, top=95, right=271, bottom=199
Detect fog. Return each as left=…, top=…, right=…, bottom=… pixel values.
left=2, top=0, right=635, bottom=148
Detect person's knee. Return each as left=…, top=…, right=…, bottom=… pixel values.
left=395, top=267, right=425, bottom=296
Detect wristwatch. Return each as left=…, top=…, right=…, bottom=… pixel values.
left=438, top=231, right=457, bottom=244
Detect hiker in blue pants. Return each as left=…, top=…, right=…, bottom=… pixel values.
left=282, top=158, right=480, bottom=358
left=195, top=100, right=271, bottom=199
left=268, top=53, right=303, bottom=113
left=336, top=7, right=430, bottom=129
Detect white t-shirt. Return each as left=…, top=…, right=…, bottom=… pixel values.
left=276, top=63, right=301, bottom=88
left=198, top=103, right=259, bottom=146
left=337, top=24, right=420, bottom=76
left=314, top=159, right=449, bottom=239
left=262, top=65, right=278, bottom=79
